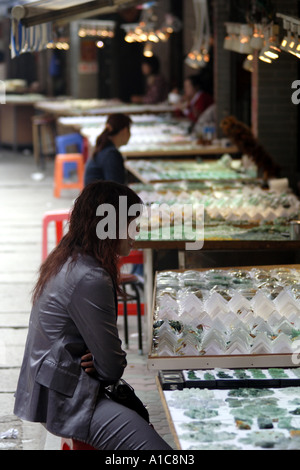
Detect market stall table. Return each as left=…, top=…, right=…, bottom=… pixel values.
left=35, top=98, right=176, bottom=117
left=151, top=264, right=300, bottom=450
left=0, top=93, right=45, bottom=150
left=148, top=265, right=300, bottom=370
left=156, top=374, right=300, bottom=450
left=125, top=158, right=256, bottom=183
left=131, top=176, right=300, bottom=325
left=57, top=115, right=238, bottom=159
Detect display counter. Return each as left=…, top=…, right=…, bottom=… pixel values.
left=35, top=98, right=176, bottom=116
left=125, top=158, right=255, bottom=183
left=133, top=179, right=300, bottom=240
left=132, top=177, right=300, bottom=319
left=57, top=115, right=238, bottom=159
left=148, top=265, right=300, bottom=370
left=0, top=93, right=45, bottom=150
left=157, top=375, right=300, bottom=450
left=151, top=266, right=300, bottom=450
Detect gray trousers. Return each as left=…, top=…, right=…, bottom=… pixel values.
left=86, top=395, right=173, bottom=450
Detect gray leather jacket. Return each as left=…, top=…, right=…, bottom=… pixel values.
left=14, top=254, right=127, bottom=441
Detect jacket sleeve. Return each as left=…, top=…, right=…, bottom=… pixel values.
left=67, top=268, right=127, bottom=384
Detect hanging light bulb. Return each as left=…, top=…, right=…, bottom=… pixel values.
left=239, top=24, right=254, bottom=54
left=186, top=0, right=211, bottom=69
left=259, top=25, right=280, bottom=62
left=143, top=42, right=153, bottom=57
left=78, top=28, right=86, bottom=38
left=250, top=24, right=264, bottom=50
left=280, top=19, right=291, bottom=52
left=259, top=51, right=272, bottom=63
left=243, top=54, right=254, bottom=72
left=281, top=35, right=288, bottom=49
left=148, top=31, right=159, bottom=42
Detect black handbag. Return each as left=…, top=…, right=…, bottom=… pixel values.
left=105, top=379, right=150, bottom=423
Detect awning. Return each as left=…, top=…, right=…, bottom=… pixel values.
left=10, top=0, right=147, bottom=57
left=11, top=0, right=145, bottom=27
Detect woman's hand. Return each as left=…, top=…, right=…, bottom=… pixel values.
left=81, top=351, right=96, bottom=375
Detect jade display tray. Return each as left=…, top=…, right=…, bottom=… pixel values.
left=160, top=385, right=300, bottom=450
left=147, top=266, right=300, bottom=371
left=158, top=368, right=300, bottom=390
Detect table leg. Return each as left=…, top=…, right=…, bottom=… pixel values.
left=143, top=248, right=153, bottom=350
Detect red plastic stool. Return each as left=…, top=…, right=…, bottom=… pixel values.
left=118, top=250, right=144, bottom=354
left=42, top=209, right=70, bottom=261
left=54, top=153, right=84, bottom=198
left=61, top=438, right=97, bottom=450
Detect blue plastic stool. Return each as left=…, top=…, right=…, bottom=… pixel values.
left=55, top=133, right=84, bottom=178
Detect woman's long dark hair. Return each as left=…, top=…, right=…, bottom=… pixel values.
left=32, top=181, right=142, bottom=304
left=93, top=113, right=132, bottom=158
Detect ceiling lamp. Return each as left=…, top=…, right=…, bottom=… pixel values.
left=250, top=24, right=265, bottom=50
left=239, top=24, right=254, bottom=54
left=259, top=24, right=280, bottom=63
left=77, top=20, right=115, bottom=39
left=185, top=0, right=211, bottom=69
left=122, top=4, right=181, bottom=44
left=243, top=53, right=254, bottom=72
left=224, top=23, right=242, bottom=53
left=224, top=23, right=255, bottom=54
left=286, top=23, right=300, bottom=58
left=277, top=13, right=300, bottom=59
left=143, top=42, right=153, bottom=57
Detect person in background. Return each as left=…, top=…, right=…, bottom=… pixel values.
left=84, top=113, right=132, bottom=186
left=192, top=103, right=216, bottom=137
left=14, top=180, right=173, bottom=450
left=176, top=74, right=214, bottom=123
left=131, top=55, right=168, bottom=105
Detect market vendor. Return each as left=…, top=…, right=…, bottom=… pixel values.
left=84, top=113, right=131, bottom=186
left=131, top=55, right=168, bottom=105
left=175, top=74, right=214, bottom=123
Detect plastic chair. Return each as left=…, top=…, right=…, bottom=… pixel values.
left=54, top=153, right=84, bottom=198
left=42, top=209, right=70, bottom=261
left=55, top=133, right=84, bottom=178
left=61, top=438, right=97, bottom=450
left=118, top=250, right=144, bottom=355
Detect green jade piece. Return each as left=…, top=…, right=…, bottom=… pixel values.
left=268, top=368, right=289, bottom=379
left=257, top=416, right=274, bottom=429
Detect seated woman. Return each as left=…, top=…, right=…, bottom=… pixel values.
left=176, top=74, right=214, bottom=123
left=131, top=55, right=168, bottom=105
left=84, top=113, right=132, bottom=186
left=14, top=181, right=172, bottom=450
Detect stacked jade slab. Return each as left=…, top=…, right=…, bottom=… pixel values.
left=163, top=385, right=300, bottom=450
left=132, top=180, right=300, bottom=242
left=127, top=157, right=257, bottom=182
left=152, top=267, right=300, bottom=357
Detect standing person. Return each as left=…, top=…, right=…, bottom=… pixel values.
left=84, top=113, right=132, bottom=186
left=14, top=181, right=173, bottom=450
left=176, top=74, right=214, bottom=123
left=131, top=55, right=168, bottom=105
